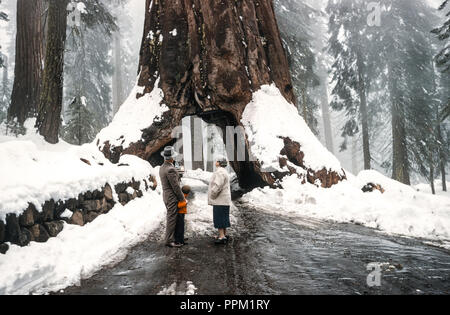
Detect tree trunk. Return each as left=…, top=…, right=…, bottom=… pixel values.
left=8, top=0, right=45, bottom=126
left=351, top=135, right=358, bottom=175
left=301, top=85, right=308, bottom=128
left=430, top=151, right=436, bottom=195
left=441, top=157, right=447, bottom=192
left=36, top=0, right=68, bottom=144
left=2, top=55, right=7, bottom=96
left=99, top=0, right=345, bottom=189
left=356, top=49, right=371, bottom=170
left=112, top=32, right=124, bottom=115
left=437, top=119, right=447, bottom=192
left=319, top=74, right=334, bottom=154
left=205, top=136, right=215, bottom=172
left=389, top=66, right=410, bottom=185
left=190, top=116, right=204, bottom=170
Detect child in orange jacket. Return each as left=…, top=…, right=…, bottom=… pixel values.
left=175, top=185, right=191, bottom=245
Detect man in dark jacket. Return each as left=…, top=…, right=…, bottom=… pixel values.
left=159, top=146, right=186, bottom=248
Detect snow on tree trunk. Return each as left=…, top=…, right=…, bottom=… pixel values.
left=96, top=0, right=346, bottom=189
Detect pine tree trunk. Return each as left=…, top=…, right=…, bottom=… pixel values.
left=301, top=85, right=308, bottom=127
left=8, top=0, right=45, bottom=125
left=356, top=49, right=371, bottom=170
left=99, top=0, right=345, bottom=189
left=389, top=66, right=410, bottom=185
left=2, top=55, right=7, bottom=96
left=191, top=116, right=204, bottom=170
left=437, top=122, right=447, bottom=192
left=430, top=152, right=436, bottom=195
left=112, top=32, right=124, bottom=115
left=441, top=158, right=447, bottom=192
left=36, top=0, right=68, bottom=144
left=319, top=74, right=334, bottom=154
left=351, top=136, right=358, bottom=175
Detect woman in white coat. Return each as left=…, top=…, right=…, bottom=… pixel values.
left=208, top=156, right=232, bottom=245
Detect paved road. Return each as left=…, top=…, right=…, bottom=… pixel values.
left=60, top=200, right=450, bottom=295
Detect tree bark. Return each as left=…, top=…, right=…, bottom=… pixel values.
left=356, top=49, right=371, bottom=170
left=112, top=32, right=124, bottom=115
left=430, top=151, right=436, bottom=195
left=301, top=85, right=308, bottom=128
left=99, top=0, right=345, bottom=189
left=36, top=0, right=68, bottom=144
left=351, top=135, right=358, bottom=175
left=190, top=116, right=204, bottom=170
left=389, top=65, right=410, bottom=185
left=2, top=55, right=7, bottom=96
left=437, top=119, right=447, bottom=192
left=8, top=0, right=45, bottom=125
left=319, top=73, right=334, bottom=154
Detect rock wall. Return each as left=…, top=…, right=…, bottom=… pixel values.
left=0, top=176, right=158, bottom=255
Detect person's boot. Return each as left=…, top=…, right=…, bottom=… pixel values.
left=214, top=238, right=227, bottom=245
left=167, top=242, right=183, bottom=248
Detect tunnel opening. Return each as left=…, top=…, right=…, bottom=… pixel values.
left=199, top=110, right=266, bottom=190
left=148, top=108, right=266, bottom=191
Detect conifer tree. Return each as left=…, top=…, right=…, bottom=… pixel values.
left=63, top=96, right=96, bottom=145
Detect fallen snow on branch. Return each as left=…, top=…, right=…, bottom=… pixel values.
left=241, top=84, right=344, bottom=174
left=0, top=120, right=154, bottom=221
left=95, top=78, right=168, bottom=151
left=242, top=170, right=450, bottom=248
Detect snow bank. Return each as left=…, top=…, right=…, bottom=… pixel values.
left=0, top=120, right=154, bottom=221
left=414, top=181, right=450, bottom=198
left=242, top=170, right=450, bottom=247
left=95, top=78, right=169, bottom=151
left=241, top=84, right=343, bottom=174
left=0, top=189, right=166, bottom=295
left=0, top=167, right=236, bottom=295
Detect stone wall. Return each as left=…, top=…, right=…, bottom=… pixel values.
left=0, top=176, right=158, bottom=255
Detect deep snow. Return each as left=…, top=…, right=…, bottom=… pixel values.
left=95, top=79, right=168, bottom=151
left=0, top=156, right=234, bottom=295
left=0, top=119, right=153, bottom=221
left=242, top=170, right=450, bottom=248
left=241, top=84, right=344, bottom=175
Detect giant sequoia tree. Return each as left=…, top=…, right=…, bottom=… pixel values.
left=8, top=0, right=45, bottom=126
left=36, top=0, right=69, bottom=144
left=98, top=0, right=345, bottom=189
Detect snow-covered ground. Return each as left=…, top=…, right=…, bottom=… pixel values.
left=0, top=131, right=229, bottom=295
left=0, top=189, right=166, bottom=295
left=242, top=170, right=450, bottom=248
left=0, top=168, right=230, bottom=295
left=413, top=181, right=450, bottom=198
left=0, top=119, right=154, bottom=220
left=0, top=120, right=166, bottom=294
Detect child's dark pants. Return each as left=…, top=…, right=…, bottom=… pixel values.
left=174, top=213, right=185, bottom=244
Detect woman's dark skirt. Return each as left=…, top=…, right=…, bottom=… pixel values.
left=213, top=205, right=231, bottom=229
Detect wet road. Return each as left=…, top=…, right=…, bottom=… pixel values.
left=60, top=200, right=450, bottom=295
